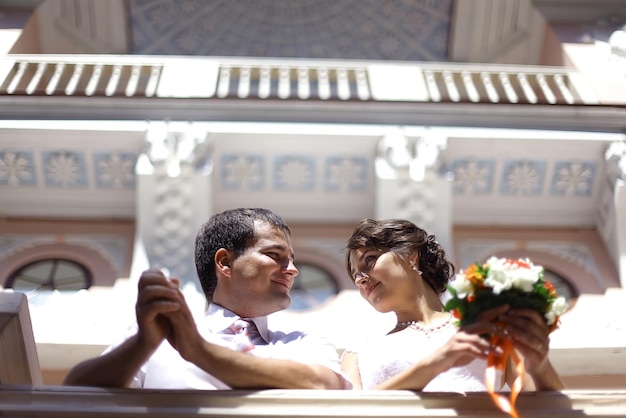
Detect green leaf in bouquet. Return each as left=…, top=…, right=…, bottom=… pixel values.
left=452, top=287, right=552, bottom=327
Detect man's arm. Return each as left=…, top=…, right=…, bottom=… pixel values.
left=63, top=270, right=181, bottom=387
left=164, top=296, right=346, bottom=389
left=188, top=340, right=345, bottom=389
left=63, top=333, right=157, bottom=387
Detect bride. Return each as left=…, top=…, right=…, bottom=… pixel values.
left=341, top=218, right=564, bottom=391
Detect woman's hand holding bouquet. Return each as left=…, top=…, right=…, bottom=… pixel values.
left=445, top=257, right=567, bottom=417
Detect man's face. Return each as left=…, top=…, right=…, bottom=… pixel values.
left=218, top=221, right=298, bottom=317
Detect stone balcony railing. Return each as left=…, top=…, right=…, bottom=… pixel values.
left=1, top=385, right=626, bottom=418
left=2, top=273, right=626, bottom=417
left=0, top=54, right=624, bottom=131
left=0, top=54, right=597, bottom=104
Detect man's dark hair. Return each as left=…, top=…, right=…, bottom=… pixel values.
left=195, top=208, right=291, bottom=302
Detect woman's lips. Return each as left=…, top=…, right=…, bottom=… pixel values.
left=366, top=282, right=380, bottom=297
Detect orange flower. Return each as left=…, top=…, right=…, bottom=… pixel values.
left=543, top=281, right=555, bottom=294
left=465, top=265, right=484, bottom=286
left=508, top=259, right=531, bottom=269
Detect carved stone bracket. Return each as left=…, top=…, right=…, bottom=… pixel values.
left=375, top=128, right=452, bottom=252
left=600, top=140, right=626, bottom=287
left=135, top=122, right=214, bottom=288
left=605, top=140, right=626, bottom=186
left=375, top=127, right=447, bottom=181
left=141, top=121, right=213, bottom=177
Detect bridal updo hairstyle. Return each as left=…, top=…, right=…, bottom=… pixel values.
left=345, top=218, right=455, bottom=294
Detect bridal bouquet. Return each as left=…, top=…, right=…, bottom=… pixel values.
left=444, top=256, right=567, bottom=330
left=444, top=257, right=567, bottom=418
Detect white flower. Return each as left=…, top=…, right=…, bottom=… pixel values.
left=483, top=257, right=513, bottom=294
left=448, top=273, right=474, bottom=299
left=483, top=257, right=542, bottom=294
left=545, top=296, right=567, bottom=325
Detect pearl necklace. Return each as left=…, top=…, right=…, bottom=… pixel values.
left=396, top=313, right=452, bottom=336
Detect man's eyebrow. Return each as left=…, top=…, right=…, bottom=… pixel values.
left=262, top=243, right=295, bottom=261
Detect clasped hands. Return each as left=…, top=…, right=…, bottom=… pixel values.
left=134, top=269, right=202, bottom=361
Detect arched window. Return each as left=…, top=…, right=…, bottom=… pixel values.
left=288, top=262, right=339, bottom=311
left=5, top=259, right=92, bottom=292
left=543, top=268, right=577, bottom=302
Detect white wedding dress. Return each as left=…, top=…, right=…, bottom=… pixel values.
left=351, top=321, right=503, bottom=392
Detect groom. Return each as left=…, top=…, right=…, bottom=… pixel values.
left=63, top=208, right=349, bottom=389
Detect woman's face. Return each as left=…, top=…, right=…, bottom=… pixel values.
left=348, top=247, right=417, bottom=313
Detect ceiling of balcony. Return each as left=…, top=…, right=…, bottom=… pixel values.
left=2, top=0, right=625, bottom=63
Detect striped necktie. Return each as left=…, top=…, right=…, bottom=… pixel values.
left=229, top=318, right=262, bottom=352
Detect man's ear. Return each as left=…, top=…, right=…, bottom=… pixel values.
left=215, top=248, right=233, bottom=278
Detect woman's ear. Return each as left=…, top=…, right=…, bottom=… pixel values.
left=215, top=248, right=233, bottom=278
left=409, top=251, right=419, bottom=267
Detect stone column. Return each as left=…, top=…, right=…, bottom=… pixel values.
left=597, top=140, right=626, bottom=287
left=133, top=122, right=213, bottom=289
left=375, top=127, right=453, bottom=256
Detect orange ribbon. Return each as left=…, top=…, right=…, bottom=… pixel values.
left=485, top=336, right=524, bottom=418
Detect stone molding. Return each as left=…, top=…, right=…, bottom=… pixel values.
left=0, top=385, right=625, bottom=418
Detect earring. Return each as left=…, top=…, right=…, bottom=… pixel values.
left=410, top=261, right=423, bottom=275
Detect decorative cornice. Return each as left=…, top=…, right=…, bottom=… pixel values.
left=532, top=0, right=626, bottom=23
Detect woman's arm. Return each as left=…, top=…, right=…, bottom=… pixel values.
left=340, top=351, right=362, bottom=390
left=367, top=307, right=511, bottom=391
left=500, top=308, right=565, bottom=391
left=374, top=326, right=498, bottom=390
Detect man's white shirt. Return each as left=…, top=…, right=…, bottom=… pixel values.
left=104, top=303, right=350, bottom=389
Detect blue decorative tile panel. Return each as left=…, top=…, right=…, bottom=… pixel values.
left=220, top=154, right=264, bottom=191
left=448, top=158, right=495, bottom=195
left=0, top=150, right=36, bottom=186
left=324, top=156, right=368, bottom=192
left=500, top=160, right=546, bottom=195
left=42, top=151, right=88, bottom=188
left=550, top=160, right=596, bottom=196
left=94, top=152, right=138, bottom=189
left=129, top=0, right=452, bottom=61
left=274, top=155, right=315, bottom=191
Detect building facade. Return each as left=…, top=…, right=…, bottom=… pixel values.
left=0, top=0, right=625, bottom=391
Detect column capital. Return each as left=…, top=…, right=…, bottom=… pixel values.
left=605, top=140, right=626, bottom=187
left=375, top=127, right=447, bottom=182
left=140, top=121, right=213, bottom=177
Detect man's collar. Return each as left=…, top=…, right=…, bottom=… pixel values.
left=206, top=303, right=269, bottom=343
